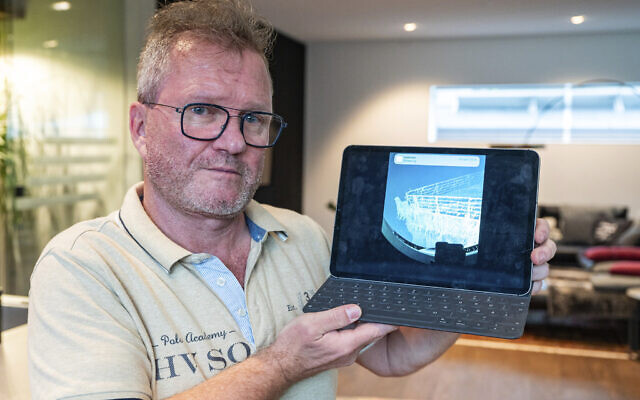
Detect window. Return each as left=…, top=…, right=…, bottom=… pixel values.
left=1, top=0, right=146, bottom=296
left=429, top=82, right=640, bottom=144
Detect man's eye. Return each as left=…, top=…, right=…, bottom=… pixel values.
left=244, top=113, right=261, bottom=124
left=190, top=106, right=209, bottom=116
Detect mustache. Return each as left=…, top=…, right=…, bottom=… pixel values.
left=194, top=153, right=247, bottom=173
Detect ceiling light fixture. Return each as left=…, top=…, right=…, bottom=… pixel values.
left=51, top=1, right=71, bottom=11
left=570, top=15, right=585, bottom=25
left=404, top=22, right=417, bottom=32
left=42, top=40, right=59, bottom=49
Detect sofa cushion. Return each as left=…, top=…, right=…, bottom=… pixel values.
left=616, top=223, right=640, bottom=246
left=609, top=261, right=640, bottom=276
left=584, top=246, right=640, bottom=261
left=591, top=261, right=617, bottom=272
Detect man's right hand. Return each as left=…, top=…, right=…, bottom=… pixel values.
left=260, top=304, right=398, bottom=384
left=169, top=305, right=397, bottom=400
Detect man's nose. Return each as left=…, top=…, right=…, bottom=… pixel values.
left=211, top=115, right=246, bottom=154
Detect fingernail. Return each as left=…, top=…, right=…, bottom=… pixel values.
left=346, top=305, right=361, bottom=322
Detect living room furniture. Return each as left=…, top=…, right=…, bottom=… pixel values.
left=539, top=204, right=640, bottom=265
left=533, top=205, right=640, bottom=326
left=628, top=287, right=640, bottom=355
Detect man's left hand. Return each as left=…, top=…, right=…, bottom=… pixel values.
left=356, top=217, right=557, bottom=376
left=530, top=217, right=556, bottom=294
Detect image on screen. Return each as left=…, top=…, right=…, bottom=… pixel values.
left=382, top=152, right=486, bottom=266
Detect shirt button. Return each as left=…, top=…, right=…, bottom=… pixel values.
left=216, top=277, right=226, bottom=287
left=237, top=308, right=247, bottom=317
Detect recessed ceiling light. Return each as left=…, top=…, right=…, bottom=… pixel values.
left=570, top=15, right=585, bottom=25
left=404, top=22, right=417, bottom=32
left=51, top=1, right=72, bottom=11
left=43, top=40, right=59, bottom=48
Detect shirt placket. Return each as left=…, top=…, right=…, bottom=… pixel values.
left=194, top=257, right=256, bottom=349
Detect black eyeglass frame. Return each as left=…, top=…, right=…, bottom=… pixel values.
left=144, top=102, right=287, bottom=148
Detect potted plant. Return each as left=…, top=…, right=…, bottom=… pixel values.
left=0, top=87, right=28, bottom=294
left=1, top=91, right=8, bottom=291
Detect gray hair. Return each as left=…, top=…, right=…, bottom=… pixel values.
left=137, top=0, right=275, bottom=104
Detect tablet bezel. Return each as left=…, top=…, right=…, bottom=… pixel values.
left=329, top=145, right=540, bottom=295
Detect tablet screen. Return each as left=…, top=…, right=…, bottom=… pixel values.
left=330, top=146, right=539, bottom=295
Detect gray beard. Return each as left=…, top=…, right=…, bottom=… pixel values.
left=144, top=145, right=263, bottom=219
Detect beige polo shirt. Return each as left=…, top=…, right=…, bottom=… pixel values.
left=28, top=183, right=336, bottom=399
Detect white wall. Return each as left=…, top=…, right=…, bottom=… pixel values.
left=304, top=32, right=640, bottom=236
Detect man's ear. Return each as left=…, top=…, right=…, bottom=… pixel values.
left=129, top=102, right=148, bottom=159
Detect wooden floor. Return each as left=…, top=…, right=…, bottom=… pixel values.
left=4, top=323, right=639, bottom=400
left=337, top=335, right=640, bottom=400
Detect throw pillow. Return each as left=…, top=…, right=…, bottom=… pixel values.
left=584, top=246, right=640, bottom=261
left=609, top=261, right=640, bottom=276
left=557, top=205, right=629, bottom=245
left=592, top=218, right=632, bottom=245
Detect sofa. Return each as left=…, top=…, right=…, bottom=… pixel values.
left=534, top=205, right=640, bottom=321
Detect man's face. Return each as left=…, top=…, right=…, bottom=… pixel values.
left=140, top=38, right=271, bottom=218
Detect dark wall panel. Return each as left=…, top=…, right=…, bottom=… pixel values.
left=254, top=32, right=305, bottom=212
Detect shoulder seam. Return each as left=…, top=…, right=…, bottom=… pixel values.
left=68, top=218, right=116, bottom=251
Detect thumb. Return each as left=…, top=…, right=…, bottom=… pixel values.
left=311, top=304, right=362, bottom=334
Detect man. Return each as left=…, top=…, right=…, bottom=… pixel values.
left=28, top=1, right=555, bottom=399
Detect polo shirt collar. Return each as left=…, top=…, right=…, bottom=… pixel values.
left=244, top=199, right=288, bottom=242
left=118, top=183, right=191, bottom=272
left=118, top=183, right=289, bottom=273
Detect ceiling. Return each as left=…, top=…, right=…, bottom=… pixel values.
left=250, top=0, right=640, bottom=42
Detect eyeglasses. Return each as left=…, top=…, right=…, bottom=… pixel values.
left=144, top=102, right=287, bottom=148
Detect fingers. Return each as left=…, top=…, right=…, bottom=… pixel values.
left=530, top=219, right=555, bottom=295
left=531, top=263, right=549, bottom=282
left=531, top=280, right=543, bottom=295
left=534, top=218, right=550, bottom=245
left=532, top=218, right=557, bottom=265
left=327, top=319, right=397, bottom=352
left=531, top=264, right=549, bottom=295
left=346, top=322, right=398, bottom=356
left=531, top=237, right=557, bottom=265
left=351, top=322, right=398, bottom=342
